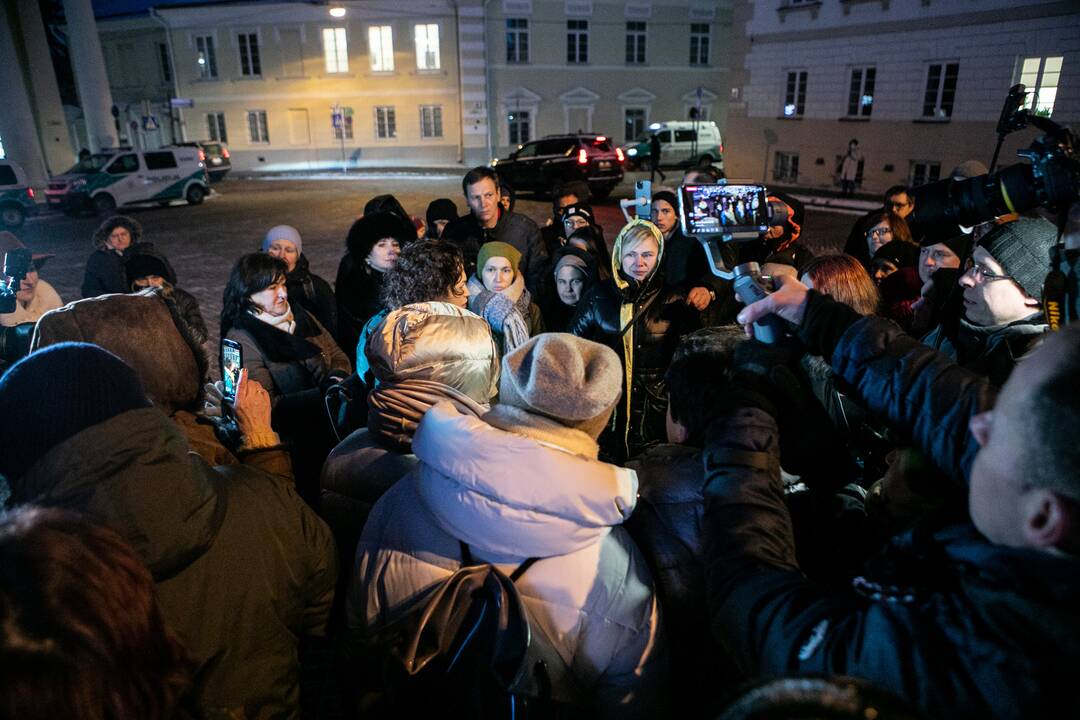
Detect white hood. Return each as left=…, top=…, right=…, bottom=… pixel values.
left=411, top=402, right=638, bottom=559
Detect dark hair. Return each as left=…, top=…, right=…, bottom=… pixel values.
left=91, top=214, right=142, bottom=250
left=220, top=252, right=287, bottom=337
left=666, top=326, right=747, bottom=445
left=1025, top=325, right=1080, bottom=501
left=683, top=164, right=723, bottom=184
left=800, top=254, right=881, bottom=316
left=551, top=181, right=591, bottom=216
left=864, top=210, right=913, bottom=245
left=462, top=166, right=500, bottom=196
left=884, top=185, right=910, bottom=202
left=498, top=174, right=516, bottom=212
left=0, top=507, right=191, bottom=720
left=382, top=240, right=465, bottom=309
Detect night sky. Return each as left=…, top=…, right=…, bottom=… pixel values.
left=92, top=0, right=252, bottom=18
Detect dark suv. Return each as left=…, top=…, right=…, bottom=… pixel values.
left=493, top=134, right=624, bottom=199
left=171, top=141, right=231, bottom=182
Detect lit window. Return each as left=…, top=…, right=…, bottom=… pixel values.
left=322, top=28, right=348, bottom=73
left=508, top=110, right=531, bottom=145
left=369, top=25, right=394, bottom=72
left=195, top=35, right=217, bottom=79
left=1018, top=56, right=1063, bottom=117
left=415, top=24, right=440, bottom=70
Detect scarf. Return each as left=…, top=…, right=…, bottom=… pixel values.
left=249, top=303, right=296, bottom=334
left=368, top=378, right=489, bottom=450
left=466, top=272, right=532, bottom=352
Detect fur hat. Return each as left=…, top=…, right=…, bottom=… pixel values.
left=977, top=216, right=1058, bottom=301
left=262, top=225, right=303, bottom=255
left=492, top=333, right=621, bottom=442
left=91, top=215, right=142, bottom=250
left=0, top=343, right=152, bottom=480
left=346, top=211, right=416, bottom=259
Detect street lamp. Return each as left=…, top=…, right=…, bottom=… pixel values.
left=329, top=5, right=346, bottom=17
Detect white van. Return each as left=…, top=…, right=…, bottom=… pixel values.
left=623, top=121, right=724, bottom=170
left=0, top=160, right=38, bottom=229
left=45, top=147, right=210, bottom=215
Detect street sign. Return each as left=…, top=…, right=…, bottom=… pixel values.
left=331, top=113, right=343, bottom=129
left=170, top=98, right=195, bottom=108
left=143, top=115, right=159, bottom=131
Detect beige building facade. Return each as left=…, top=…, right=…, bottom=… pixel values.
left=722, top=0, right=1080, bottom=195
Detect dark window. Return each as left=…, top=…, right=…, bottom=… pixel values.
left=847, top=67, right=875, bottom=117
left=923, top=63, right=959, bottom=118
left=656, top=130, right=672, bottom=143
left=158, top=42, right=172, bottom=83
left=143, top=152, right=178, bottom=170
left=567, top=20, right=588, bottom=64
left=515, top=141, right=540, bottom=158
left=784, top=71, right=807, bottom=117
left=774, top=152, right=799, bottom=182
left=508, top=110, right=531, bottom=145
left=506, top=19, right=529, bottom=63
left=207, top=112, right=227, bottom=143
left=625, top=21, right=646, bottom=65
left=238, top=33, right=261, bottom=76
left=674, top=129, right=697, bottom=142
left=689, top=23, right=709, bottom=65
left=538, top=139, right=576, bottom=156
left=909, top=161, right=941, bottom=187
left=0, top=165, right=18, bottom=185
left=107, top=154, right=140, bottom=174
left=625, top=108, right=646, bottom=141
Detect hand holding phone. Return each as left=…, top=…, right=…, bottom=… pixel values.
left=221, top=338, right=243, bottom=402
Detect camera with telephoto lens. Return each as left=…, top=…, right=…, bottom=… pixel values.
left=1, top=248, right=34, bottom=364
left=908, top=84, right=1080, bottom=327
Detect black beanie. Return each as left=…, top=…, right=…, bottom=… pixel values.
left=126, top=253, right=173, bottom=287
left=977, top=216, right=1058, bottom=301
left=560, top=202, right=595, bottom=225
left=651, top=191, right=678, bottom=213
left=0, top=343, right=152, bottom=480
left=426, top=198, right=458, bottom=228
left=872, top=239, right=919, bottom=268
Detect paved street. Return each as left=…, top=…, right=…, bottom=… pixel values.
left=15, top=174, right=854, bottom=355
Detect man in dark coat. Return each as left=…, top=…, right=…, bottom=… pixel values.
left=705, top=275, right=1080, bottom=719
left=0, top=343, right=337, bottom=720
left=442, top=166, right=549, bottom=297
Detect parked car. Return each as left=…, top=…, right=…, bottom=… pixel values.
left=622, top=121, right=724, bottom=170
left=45, top=146, right=210, bottom=215
left=173, top=141, right=231, bottom=182
left=492, top=134, right=624, bottom=199
left=0, top=160, right=37, bottom=229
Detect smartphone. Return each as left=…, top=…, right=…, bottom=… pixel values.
left=634, top=179, right=652, bottom=220
left=221, top=338, right=243, bottom=402
left=678, top=183, right=769, bottom=238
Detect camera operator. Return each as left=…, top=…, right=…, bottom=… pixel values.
left=0, top=232, right=62, bottom=328
left=919, top=216, right=1056, bottom=386
left=703, top=269, right=1080, bottom=717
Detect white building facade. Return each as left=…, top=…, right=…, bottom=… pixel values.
left=723, top=0, right=1080, bottom=194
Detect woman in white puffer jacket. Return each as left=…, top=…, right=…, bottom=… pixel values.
left=347, top=333, right=666, bottom=717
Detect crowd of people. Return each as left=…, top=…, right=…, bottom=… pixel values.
left=0, top=159, right=1077, bottom=720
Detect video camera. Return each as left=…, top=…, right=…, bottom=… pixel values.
left=1, top=248, right=34, bottom=363
left=909, top=84, right=1080, bottom=328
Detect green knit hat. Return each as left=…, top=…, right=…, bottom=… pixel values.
left=477, top=241, right=521, bottom=274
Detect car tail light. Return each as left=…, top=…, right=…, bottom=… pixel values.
left=27, top=187, right=34, bottom=199
left=719, top=143, right=724, bottom=155
left=615, top=147, right=625, bottom=163
left=577, top=148, right=588, bottom=165
left=199, top=149, right=206, bottom=162
left=222, top=148, right=230, bottom=158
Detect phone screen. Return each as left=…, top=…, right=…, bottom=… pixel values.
left=221, top=340, right=242, bottom=402
left=678, top=184, right=769, bottom=237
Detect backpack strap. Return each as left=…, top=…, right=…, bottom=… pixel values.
left=459, top=541, right=538, bottom=583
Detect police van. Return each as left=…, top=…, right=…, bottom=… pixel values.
left=0, top=159, right=38, bottom=229
left=622, top=121, right=724, bottom=170
left=45, top=147, right=210, bottom=215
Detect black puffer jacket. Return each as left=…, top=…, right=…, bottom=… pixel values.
left=702, top=297, right=1079, bottom=717
left=568, top=220, right=699, bottom=462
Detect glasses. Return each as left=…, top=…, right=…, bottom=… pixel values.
left=867, top=227, right=893, bottom=239
left=964, top=257, right=1010, bottom=282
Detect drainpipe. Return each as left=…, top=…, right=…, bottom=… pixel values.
left=482, top=0, right=494, bottom=165
left=451, top=0, right=464, bottom=164
left=150, top=7, right=185, bottom=142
